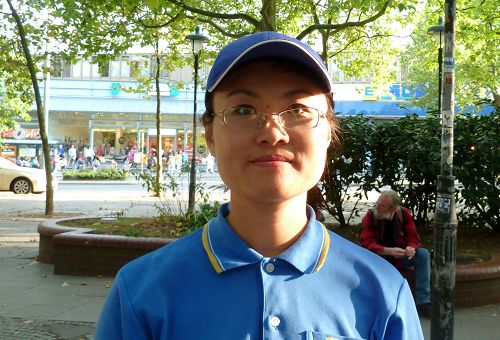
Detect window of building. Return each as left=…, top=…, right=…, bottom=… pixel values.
left=150, top=56, right=169, bottom=79
left=110, top=59, right=121, bottom=79
left=72, top=60, right=82, bottom=79
left=52, top=56, right=72, bottom=78
left=121, top=56, right=131, bottom=78
left=97, top=59, right=110, bottom=78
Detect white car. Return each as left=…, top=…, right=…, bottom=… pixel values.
left=0, top=156, right=57, bottom=194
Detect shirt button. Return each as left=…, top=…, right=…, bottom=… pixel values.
left=269, top=316, right=280, bottom=327
left=265, top=263, right=275, bottom=273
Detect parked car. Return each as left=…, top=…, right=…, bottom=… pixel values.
left=0, top=156, right=57, bottom=194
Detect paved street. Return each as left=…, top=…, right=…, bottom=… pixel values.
left=0, top=172, right=229, bottom=219
left=0, top=178, right=499, bottom=339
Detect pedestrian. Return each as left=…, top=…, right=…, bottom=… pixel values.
left=360, top=189, right=431, bottom=317
left=205, top=153, right=215, bottom=173
left=84, top=146, right=94, bottom=165
left=68, top=145, right=77, bottom=167
left=95, top=31, right=423, bottom=339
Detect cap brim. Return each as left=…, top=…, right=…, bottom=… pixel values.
left=207, top=40, right=332, bottom=94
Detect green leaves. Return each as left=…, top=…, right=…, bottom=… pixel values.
left=323, top=111, right=498, bottom=230
left=402, top=0, right=500, bottom=110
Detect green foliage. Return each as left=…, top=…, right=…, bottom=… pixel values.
left=323, top=113, right=498, bottom=230
left=368, top=115, right=441, bottom=225
left=402, top=0, right=500, bottom=109
left=323, top=115, right=375, bottom=226
left=62, top=168, right=129, bottom=180
left=454, top=109, right=500, bottom=230
left=135, top=170, right=224, bottom=233
left=0, top=6, right=36, bottom=131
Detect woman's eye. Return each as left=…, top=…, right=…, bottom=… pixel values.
left=288, top=104, right=306, bottom=114
left=233, top=107, right=256, bottom=116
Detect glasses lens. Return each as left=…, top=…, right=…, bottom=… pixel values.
left=223, top=107, right=259, bottom=130
left=280, top=107, right=319, bottom=128
left=222, top=106, right=320, bottom=129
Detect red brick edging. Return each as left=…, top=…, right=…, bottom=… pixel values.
left=38, top=217, right=174, bottom=276
left=38, top=218, right=500, bottom=307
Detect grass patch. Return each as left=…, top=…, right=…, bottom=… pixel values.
left=57, top=217, right=192, bottom=239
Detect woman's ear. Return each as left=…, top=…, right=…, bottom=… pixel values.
left=205, top=123, right=216, bottom=157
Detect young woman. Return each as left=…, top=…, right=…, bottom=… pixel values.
left=95, top=31, right=423, bottom=339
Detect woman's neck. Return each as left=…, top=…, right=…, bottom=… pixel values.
left=226, top=194, right=309, bottom=257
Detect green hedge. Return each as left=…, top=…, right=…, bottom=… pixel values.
left=323, top=109, right=499, bottom=231
left=62, top=168, right=129, bottom=180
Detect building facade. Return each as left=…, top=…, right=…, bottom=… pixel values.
left=1, top=54, right=426, bottom=162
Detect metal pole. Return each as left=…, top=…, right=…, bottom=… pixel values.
left=188, top=53, right=199, bottom=213
left=438, top=45, right=443, bottom=113
left=430, top=1, right=457, bottom=339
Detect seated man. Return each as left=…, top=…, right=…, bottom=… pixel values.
left=360, top=190, right=431, bottom=317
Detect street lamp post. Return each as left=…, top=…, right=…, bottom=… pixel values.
left=428, top=3, right=458, bottom=339
left=427, top=17, right=445, bottom=113
left=185, top=26, right=209, bottom=214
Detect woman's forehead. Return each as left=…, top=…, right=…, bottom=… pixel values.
left=214, top=61, right=327, bottom=97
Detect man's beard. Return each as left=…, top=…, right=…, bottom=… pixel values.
left=374, top=210, right=394, bottom=221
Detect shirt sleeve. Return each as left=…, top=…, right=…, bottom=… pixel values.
left=94, top=272, right=149, bottom=340
left=384, top=280, right=424, bottom=340
left=401, top=208, right=422, bottom=249
left=360, top=210, right=385, bottom=254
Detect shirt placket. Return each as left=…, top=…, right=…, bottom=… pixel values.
left=260, top=257, right=286, bottom=340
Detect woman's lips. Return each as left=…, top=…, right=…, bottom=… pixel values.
left=251, top=155, right=292, bottom=166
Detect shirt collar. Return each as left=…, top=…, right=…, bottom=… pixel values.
left=202, top=203, right=330, bottom=274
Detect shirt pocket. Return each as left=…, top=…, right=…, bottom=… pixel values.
left=305, top=331, right=365, bottom=340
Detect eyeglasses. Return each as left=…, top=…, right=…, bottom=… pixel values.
left=215, top=106, right=325, bottom=130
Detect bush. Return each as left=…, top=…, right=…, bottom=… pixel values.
left=62, top=168, right=128, bottom=180
left=322, top=111, right=499, bottom=230
left=368, top=114, right=441, bottom=225
left=454, top=109, right=500, bottom=230
left=324, top=115, right=375, bottom=226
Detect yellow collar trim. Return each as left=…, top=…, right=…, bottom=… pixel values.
left=313, top=224, right=330, bottom=272
left=202, top=223, right=224, bottom=274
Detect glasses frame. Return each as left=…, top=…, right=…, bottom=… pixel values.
left=215, top=106, right=326, bottom=130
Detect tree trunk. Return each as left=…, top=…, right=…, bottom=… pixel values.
left=259, top=0, right=276, bottom=31
left=8, top=0, right=54, bottom=215
left=154, top=38, right=163, bottom=197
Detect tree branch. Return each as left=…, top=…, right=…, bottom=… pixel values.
left=329, top=32, right=389, bottom=58
left=185, top=14, right=250, bottom=38
left=138, top=11, right=183, bottom=28
left=296, top=0, right=391, bottom=40
left=165, top=0, right=260, bottom=27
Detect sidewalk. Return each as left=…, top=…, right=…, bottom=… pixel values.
left=1, top=200, right=499, bottom=339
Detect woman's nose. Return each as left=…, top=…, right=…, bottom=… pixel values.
left=255, top=114, right=290, bottom=145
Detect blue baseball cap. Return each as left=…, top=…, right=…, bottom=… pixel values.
left=205, top=31, right=333, bottom=108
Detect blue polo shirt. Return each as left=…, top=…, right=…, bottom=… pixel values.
left=95, top=203, right=423, bottom=339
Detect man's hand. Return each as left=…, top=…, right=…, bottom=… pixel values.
left=383, top=247, right=407, bottom=259
left=405, top=246, right=416, bottom=260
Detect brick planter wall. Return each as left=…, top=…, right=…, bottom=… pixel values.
left=455, top=255, right=500, bottom=307
left=38, top=218, right=174, bottom=277
left=38, top=218, right=500, bottom=307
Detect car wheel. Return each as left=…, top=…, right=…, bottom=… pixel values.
left=12, top=178, right=32, bottom=194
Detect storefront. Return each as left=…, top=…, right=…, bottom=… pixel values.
left=0, top=127, right=58, bottom=163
